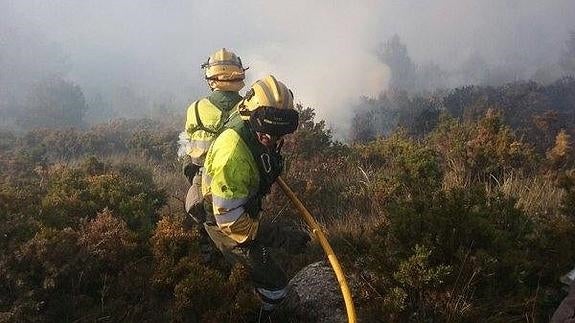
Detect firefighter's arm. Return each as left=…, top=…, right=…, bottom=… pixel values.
left=206, top=143, right=259, bottom=244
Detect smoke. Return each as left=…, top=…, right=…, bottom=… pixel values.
left=1, top=0, right=574, bottom=131
left=237, top=0, right=389, bottom=129
left=375, top=0, right=575, bottom=81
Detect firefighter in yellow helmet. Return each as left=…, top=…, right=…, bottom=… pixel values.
left=202, top=75, right=310, bottom=314
left=178, top=48, right=247, bottom=225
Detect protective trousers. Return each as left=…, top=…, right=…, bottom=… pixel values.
left=184, top=171, right=216, bottom=262
left=203, top=222, right=289, bottom=309
left=185, top=172, right=206, bottom=223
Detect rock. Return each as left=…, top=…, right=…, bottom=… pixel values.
left=289, top=261, right=348, bottom=323
left=0, top=312, right=13, bottom=323
left=552, top=282, right=575, bottom=323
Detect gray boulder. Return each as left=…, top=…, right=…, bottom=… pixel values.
left=289, top=261, right=348, bottom=323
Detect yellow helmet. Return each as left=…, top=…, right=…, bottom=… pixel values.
left=201, top=48, right=246, bottom=81
left=238, top=75, right=299, bottom=136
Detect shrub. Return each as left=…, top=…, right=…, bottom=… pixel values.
left=429, top=111, right=535, bottom=188
left=364, top=186, right=574, bottom=321
left=78, top=209, right=138, bottom=271
left=356, top=132, right=443, bottom=203
left=150, top=216, right=259, bottom=322
left=547, top=129, right=574, bottom=170
left=40, top=158, right=165, bottom=234
left=3, top=227, right=84, bottom=320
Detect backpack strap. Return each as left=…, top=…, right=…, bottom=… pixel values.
left=188, top=99, right=229, bottom=135
left=230, top=121, right=283, bottom=217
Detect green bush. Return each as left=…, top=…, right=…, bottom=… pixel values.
left=0, top=210, right=157, bottom=322
left=40, top=158, right=165, bottom=234
left=16, top=119, right=178, bottom=164
left=429, top=111, right=536, bottom=187
left=3, top=227, right=84, bottom=320
left=150, top=216, right=259, bottom=322
left=364, top=186, right=574, bottom=321
left=357, top=132, right=443, bottom=203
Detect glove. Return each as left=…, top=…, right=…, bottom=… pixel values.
left=182, top=155, right=199, bottom=185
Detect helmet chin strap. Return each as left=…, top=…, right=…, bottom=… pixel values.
left=207, top=79, right=244, bottom=92
left=207, top=79, right=216, bottom=91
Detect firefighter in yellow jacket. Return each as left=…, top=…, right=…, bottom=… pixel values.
left=178, top=48, right=247, bottom=224
left=202, top=75, right=310, bottom=312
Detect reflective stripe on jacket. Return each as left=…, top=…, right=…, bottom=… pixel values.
left=202, top=127, right=261, bottom=243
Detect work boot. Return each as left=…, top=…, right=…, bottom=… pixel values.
left=182, top=213, right=197, bottom=230
left=198, top=227, right=215, bottom=264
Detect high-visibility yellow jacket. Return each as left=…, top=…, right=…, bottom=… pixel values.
left=179, top=91, right=242, bottom=165
left=202, top=118, right=284, bottom=243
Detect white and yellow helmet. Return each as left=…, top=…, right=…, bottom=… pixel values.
left=201, top=48, right=247, bottom=91
left=238, top=75, right=299, bottom=136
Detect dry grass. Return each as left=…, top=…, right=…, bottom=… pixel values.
left=494, top=172, right=564, bottom=218
left=442, top=160, right=470, bottom=191
left=442, top=165, right=565, bottom=219
left=326, top=211, right=386, bottom=244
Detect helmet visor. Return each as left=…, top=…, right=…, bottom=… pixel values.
left=249, top=106, right=299, bottom=136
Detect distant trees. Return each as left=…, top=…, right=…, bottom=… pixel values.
left=351, top=78, right=575, bottom=153
left=560, top=31, right=575, bottom=76
left=457, top=53, right=490, bottom=85
left=378, top=35, right=447, bottom=93
left=534, top=31, right=575, bottom=83
left=416, top=62, right=447, bottom=91
left=378, top=32, right=575, bottom=92
left=0, top=10, right=71, bottom=130
left=350, top=89, right=442, bottom=142
left=350, top=108, right=376, bottom=142
left=378, top=35, right=417, bottom=91
left=17, top=118, right=178, bottom=162
left=17, top=76, right=87, bottom=129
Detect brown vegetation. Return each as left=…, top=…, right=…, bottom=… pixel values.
left=1, top=80, right=575, bottom=321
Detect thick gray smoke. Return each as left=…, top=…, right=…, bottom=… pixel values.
left=1, top=0, right=574, bottom=130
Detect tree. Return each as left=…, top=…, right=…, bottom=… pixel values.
left=18, top=76, right=87, bottom=129
left=350, top=109, right=376, bottom=143
left=416, top=62, right=447, bottom=91
left=378, top=35, right=417, bottom=91
left=560, top=31, right=575, bottom=76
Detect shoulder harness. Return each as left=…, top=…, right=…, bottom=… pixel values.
left=229, top=119, right=284, bottom=218
left=188, top=99, right=230, bottom=135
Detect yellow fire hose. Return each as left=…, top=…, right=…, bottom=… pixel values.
left=277, top=176, right=357, bottom=323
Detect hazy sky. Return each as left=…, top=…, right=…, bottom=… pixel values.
left=2, top=0, right=574, bottom=128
